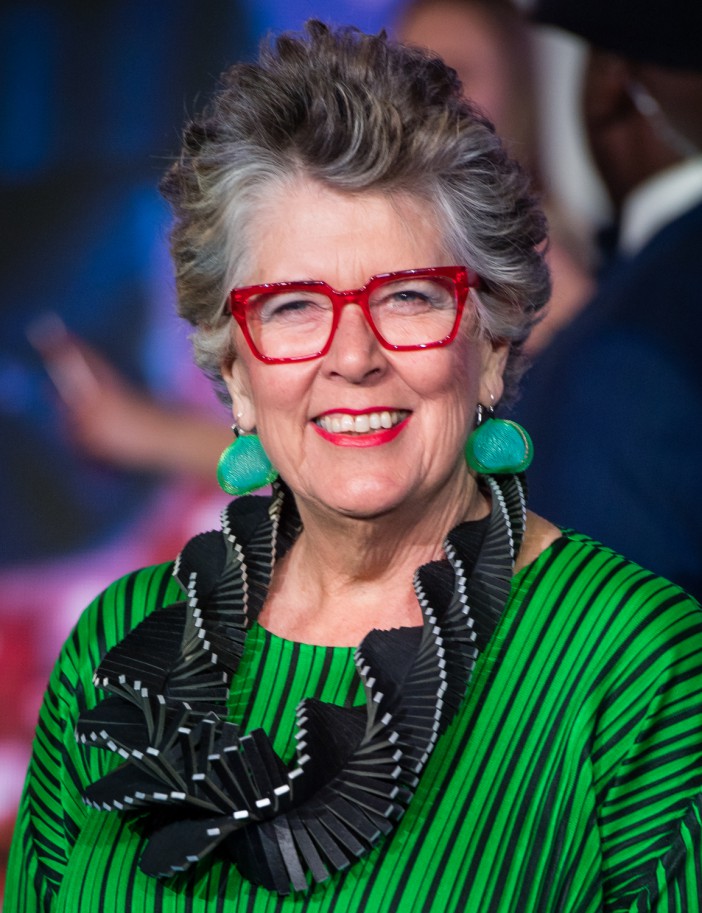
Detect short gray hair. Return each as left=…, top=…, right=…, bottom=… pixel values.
left=160, top=20, right=550, bottom=405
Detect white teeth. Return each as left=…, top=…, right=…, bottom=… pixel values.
left=316, top=410, right=408, bottom=435
left=355, top=414, right=371, bottom=433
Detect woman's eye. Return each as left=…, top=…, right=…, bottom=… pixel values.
left=258, top=296, right=325, bottom=321
left=395, top=288, right=428, bottom=302
left=273, top=298, right=311, bottom=315
left=379, top=283, right=451, bottom=311
left=382, top=288, right=428, bottom=308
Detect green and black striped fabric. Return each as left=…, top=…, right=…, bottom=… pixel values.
left=6, top=529, right=702, bottom=912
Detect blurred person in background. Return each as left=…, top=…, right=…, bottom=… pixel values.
left=514, top=0, right=702, bottom=600
left=397, top=0, right=593, bottom=353
left=6, top=21, right=702, bottom=912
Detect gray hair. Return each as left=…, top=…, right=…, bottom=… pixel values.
left=160, top=20, right=550, bottom=405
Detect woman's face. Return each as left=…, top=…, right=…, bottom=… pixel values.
left=223, top=180, right=507, bottom=524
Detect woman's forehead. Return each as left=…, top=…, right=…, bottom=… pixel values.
left=241, top=180, right=452, bottom=287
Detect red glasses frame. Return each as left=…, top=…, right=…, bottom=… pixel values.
left=228, top=265, right=479, bottom=364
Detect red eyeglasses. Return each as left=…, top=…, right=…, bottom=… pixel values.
left=228, top=265, right=479, bottom=364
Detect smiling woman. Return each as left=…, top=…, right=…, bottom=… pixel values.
left=7, top=20, right=702, bottom=913
left=221, top=182, right=500, bottom=552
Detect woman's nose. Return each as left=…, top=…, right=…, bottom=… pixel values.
left=322, top=302, right=386, bottom=382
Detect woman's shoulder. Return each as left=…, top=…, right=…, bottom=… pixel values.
left=82, top=559, right=181, bottom=627
left=515, top=512, right=700, bottom=627
left=56, top=560, right=183, bottom=689
left=59, top=496, right=276, bottom=695
left=506, top=517, right=702, bottom=720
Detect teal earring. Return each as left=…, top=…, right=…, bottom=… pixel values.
left=216, top=424, right=278, bottom=496
left=465, top=404, right=533, bottom=474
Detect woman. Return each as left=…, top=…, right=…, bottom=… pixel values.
left=6, top=21, right=702, bottom=912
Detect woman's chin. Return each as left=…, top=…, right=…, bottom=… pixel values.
left=299, top=475, right=419, bottom=522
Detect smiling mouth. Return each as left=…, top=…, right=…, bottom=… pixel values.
left=314, top=410, right=411, bottom=435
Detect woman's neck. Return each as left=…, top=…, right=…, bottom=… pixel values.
left=259, top=476, right=489, bottom=646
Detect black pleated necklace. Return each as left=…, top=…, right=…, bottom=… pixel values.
left=77, top=475, right=525, bottom=895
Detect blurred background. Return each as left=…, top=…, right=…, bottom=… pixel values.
left=0, top=0, right=604, bottom=895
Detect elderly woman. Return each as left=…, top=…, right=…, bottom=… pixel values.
left=6, top=21, right=702, bottom=913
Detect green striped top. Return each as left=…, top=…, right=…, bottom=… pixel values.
left=6, top=530, right=702, bottom=912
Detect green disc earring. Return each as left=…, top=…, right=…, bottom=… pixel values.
left=216, top=425, right=278, bottom=496
left=465, top=404, right=533, bottom=475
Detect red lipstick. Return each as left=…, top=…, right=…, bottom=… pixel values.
left=312, top=412, right=410, bottom=447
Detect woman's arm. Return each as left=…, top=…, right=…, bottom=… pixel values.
left=592, top=582, right=702, bottom=911
left=3, top=563, right=181, bottom=911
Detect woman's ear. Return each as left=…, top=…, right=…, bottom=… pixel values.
left=221, top=357, right=257, bottom=431
left=479, top=338, right=509, bottom=405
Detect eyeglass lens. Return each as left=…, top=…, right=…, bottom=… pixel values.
left=244, top=275, right=459, bottom=360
